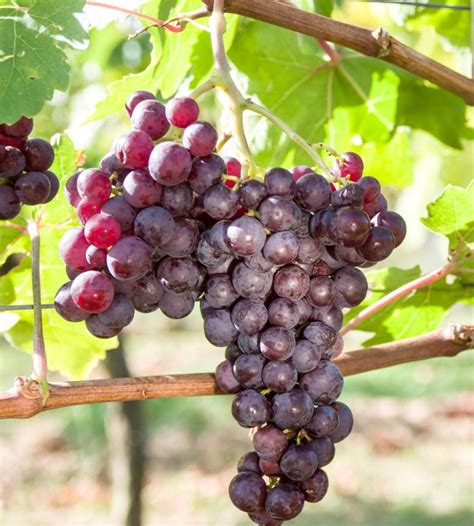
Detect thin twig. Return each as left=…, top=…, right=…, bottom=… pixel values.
left=0, top=304, right=55, bottom=312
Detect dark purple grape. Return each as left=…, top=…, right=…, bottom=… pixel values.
left=291, top=339, right=321, bottom=374
left=300, top=360, right=344, bottom=403
left=232, top=262, right=273, bottom=299
left=122, top=169, right=162, bottom=208
left=238, top=451, right=262, bottom=474
left=42, top=171, right=59, bottom=203
left=97, top=294, right=135, bottom=328
left=54, top=282, right=90, bottom=322
left=237, top=332, right=260, bottom=354
left=364, top=193, right=388, bottom=217
left=260, top=327, right=295, bottom=361
left=196, top=231, right=230, bottom=268
left=160, top=218, right=199, bottom=258
left=133, top=206, right=174, bottom=248
left=159, top=290, right=194, bottom=319
left=305, top=405, right=339, bottom=437
left=160, top=183, right=194, bottom=218
left=229, top=471, right=267, bottom=512
left=238, top=179, right=267, bottom=209
left=328, top=402, right=354, bottom=443
left=331, top=183, right=364, bottom=208
left=303, top=322, right=337, bottom=350
left=262, top=360, right=298, bottom=393
left=64, top=172, right=81, bottom=207
left=306, top=276, right=335, bottom=307
left=208, top=220, right=231, bottom=253
left=296, top=298, right=312, bottom=324
left=231, top=299, right=268, bottom=335
left=106, top=237, right=152, bottom=281
left=259, top=458, right=282, bottom=476
left=253, top=425, right=288, bottom=461
left=233, top=353, right=266, bottom=389
left=333, top=266, right=368, bottom=307
left=204, top=308, right=238, bottom=347
left=203, top=183, right=238, bottom=220
left=115, top=130, right=153, bottom=169
left=157, top=257, right=200, bottom=293
left=101, top=196, right=136, bottom=232
left=271, top=388, right=314, bottom=430
left=248, top=507, right=283, bottom=526
left=263, top=231, right=299, bottom=265
left=300, top=469, right=329, bottom=502
left=125, top=90, right=155, bottom=116
left=294, top=173, right=331, bottom=212
left=1, top=116, right=33, bottom=138
left=296, top=236, right=320, bottom=265
left=265, top=483, right=305, bottom=521
left=244, top=251, right=274, bottom=272
left=182, top=121, right=218, bottom=157
left=264, top=167, right=296, bottom=198
left=225, top=343, right=242, bottom=363
left=148, top=142, right=192, bottom=186
left=259, top=196, right=298, bottom=231
left=373, top=210, right=406, bottom=247
left=14, top=171, right=51, bottom=204
left=23, top=138, right=54, bottom=171
left=308, top=437, right=335, bottom=467
left=0, top=185, right=21, bottom=219
left=332, top=245, right=367, bottom=266
left=132, top=274, right=164, bottom=312
left=291, top=207, right=311, bottom=236
left=131, top=99, right=170, bottom=140
left=215, top=360, right=241, bottom=394
left=188, top=154, right=225, bottom=194
left=0, top=146, right=26, bottom=179
left=267, top=298, right=300, bottom=329
left=358, top=175, right=381, bottom=202
left=357, top=225, right=395, bottom=261
left=309, top=208, right=336, bottom=246
left=205, top=274, right=239, bottom=308
left=312, top=304, right=343, bottom=332
left=99, top=151, right=129, bottom=180
left=232, top=389, right=270, bottom=428
left=329, top=206, right=371, bottom=247
left=225, top=216, right=266, bottom=256
left=280, top=443, right=318, bottom=481
left=273, top=265, right=310, bottom=301
left=85, top=315, right=121, bottom=338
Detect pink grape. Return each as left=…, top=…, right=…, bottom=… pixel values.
left=165, top=97, right=199, bottom=128
left=71, top=271, right=114, bottom=313
left=85, top=213, right=122, bottom=249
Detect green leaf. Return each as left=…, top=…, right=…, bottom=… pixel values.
left=0, top=0, right=88, bottom=123
left=0, top=275, right=15, bottom=304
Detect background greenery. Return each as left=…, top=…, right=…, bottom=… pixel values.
left=0, top=0, right=472, bottom=524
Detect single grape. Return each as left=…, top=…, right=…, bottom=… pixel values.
left=160, top=182, right=194, bottom=218
left=85, top=245, right=107, bottom=269
left=148, top=142, right=192, bottom=186
left=260, top=327, right=295, bottom=361
left=296, top=298, right=312, bottom=325
left=71, top=271, right=114, bottom=313
left=332, top=152, right=364, bottom=182
left=264, top=167, right=296, bottom=198
left=106, top=236, right=152, bottom=281
left=333, top=266, right=368, bottom=307
left=204, top=308, right=238, bottom=347
left=59, top=228, right=94, bottom=271
left=357, top=225, right=395, bottom=261
left=291, top=339, right=321, bottom=374
left=233, top=353, right=266, bottom=389
left=77, top=169, right=111, bottom=204
left=312, top=304, right=343, bottom=332
left=156, top=257, right=200, bottom=293
left=300, top=469, right=329, bottom=503
left=14, top=171, right=51, bottom=204
left=1, top=116, right=33, bottom=138
left=329, top=205, right=371, bottom=247
left=182, top=121, right=218, bottom=157
left=248, top=507, right=283, bottom=526
left=203, top=183, right=239, bottom=220
left=122, top=169, right=162, bottom=208
left=101, top=196, right=136, bottom=232
left=98, top=293, right=135, bottom=328
left=294, top=173, right=331, bottom=212
left=225, top=343, right=242, bottom=363
left=229, top=471, right=267, bottom=512
left=238, top=179, right=267, bottom=209
left=204, top=274, right=238, bottom=309
left=215, top=360, right=241, bottom=394
left=237, top=332, right=260, bottom=355
left=331, top=183, right=364, bottom=208
left=307, top=437, right=335, bottom=467
left=364, top=193, right=388, bottom=218
left=0, top=185, right=21, bottom=219
left=309, top=208, right=336, bottom=246
left=267, top=298, right=300, bottom=329
left=0, top=146, right=26, bottom=179
left=259, top=458, right=282, bottom=476
left=290, top=165, right=314, bottom=181
left=54, top=282, right=90, bottom=322
left=259, top=196, right=298, bottom=231
left=225, top=216, right=267, bottom=256
left=132, top=273, right=164, bottom=312
left=332, top=244, right=367, bottom=266
left=262, top=360, right=298, bottom=393
left=222, top=156, right=241, bottom=189
left=300, top=360, right=344, bottom=403
left=85, top=315, right=121, bottom=338
left=115, top=130, right=154, bottom=170
left=134, top=206, right=175, bottom=247
left=296, top=236, right=320, bottom=265
left=271, top=388, right=314, bottom=430
left=232, top=262, right=273, bottom=299
left=160, top=218, right=199, bottom=258
left=231, top=389, right=270, bottom=428
left=279, top=443, right=318, bottom=481
left=208, top=220, right=231, bottom=253
left=305, top=405, right=339, bottom=438
left=160, top=290, right=195, bottom=319
left=306, top=276, right=335, bottom=307
left=273, top=265, right=310, bottom=301
left=23, top=138, right=54, bottom=171
left=42, top=171, right=60, bottom=203
left=263, top=231, right=299, bottom=266
left=84, top=213, right=121, bottom=249
left=125, top=90, right=155, bottom=116
left=77, top=197, right=102, bottom=225
left=196, top=231, right=231, bottom=267
left=373, top=210, right=407, bottom=247
left=238, top=452, right=262, bottom=474
left=303, top=321, right=337, bottom=350
left=131, top=99, right=170, bottom=140
left=358, top=175, right=381, bottom=202
left=165, top=97, right=200, bottom=128
left=328, top=402, right=354, bottom=443
left=188, top=154, right=225, bottom=194
left=64, top=172, right=81, bottom=207
left=253, top=425, right=288, bottom=461
left=99, top=151, right=129, bottom=180
left=265, top=483, right=305, bottom=521
left=231, top=299, right=268, bottom=335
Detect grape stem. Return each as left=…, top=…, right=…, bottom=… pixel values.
left=340, top=261, right=454, bottom=336
left=26, top=221, right=49, bottom=402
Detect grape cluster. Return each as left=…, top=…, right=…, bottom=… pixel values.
left=54, top=90, right=406, bottom=524
left=0, top=117, right=59, bottom=220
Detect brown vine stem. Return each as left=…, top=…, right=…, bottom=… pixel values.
left=0, top=325, right=472, bottom=419
left=200, top=0, right=474, bottom=105
left=340, top=262, right=454, bottom=335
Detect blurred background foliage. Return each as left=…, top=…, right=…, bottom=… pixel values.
left=0, top=0, right=473, bottom=525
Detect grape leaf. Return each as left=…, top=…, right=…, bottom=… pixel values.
left=0, top=0, right=88, bottom=123
left=0, top=275, right=15, bottom=304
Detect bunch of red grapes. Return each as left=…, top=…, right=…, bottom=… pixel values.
left=55, top=90, right=406, bottom=524
left=0, top=117, right=59, bottom=219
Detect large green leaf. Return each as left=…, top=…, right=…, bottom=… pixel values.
left=0, top=0, right=88, bottom=123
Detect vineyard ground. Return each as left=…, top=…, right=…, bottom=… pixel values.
left=1, top=311, right=473, bottom=525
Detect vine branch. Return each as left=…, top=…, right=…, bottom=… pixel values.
left=0, top=325, right=472, bottom=420
left=201, top=0, right=474, bottom=105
